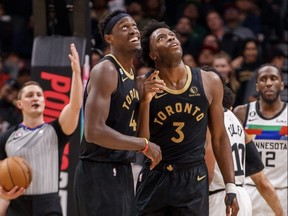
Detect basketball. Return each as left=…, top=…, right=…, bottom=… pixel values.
left=0, top=156, right=32, bottom=191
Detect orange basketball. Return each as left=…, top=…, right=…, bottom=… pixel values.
left=0, top=156, right=32, bottom=191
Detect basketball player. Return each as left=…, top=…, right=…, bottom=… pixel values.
left=234, top=64, right=287, bottom=216
left=0, top=43, right=82, bottom=215
left=135, top=20, right=238, bottom=216
left=206, top=83, right=284, bottom=216
left=73, top=10, right=162, bottom=216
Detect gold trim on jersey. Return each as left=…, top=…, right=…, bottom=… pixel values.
left=157, top=65, right=191, bottom=95
left=106, top=54, right=135, bottom=80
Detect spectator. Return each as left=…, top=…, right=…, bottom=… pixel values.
left=233, top=39, right=262, bottom=106
left=213, top=51, right=240, bottom=93
left=0, top=79, right=21, bottom=134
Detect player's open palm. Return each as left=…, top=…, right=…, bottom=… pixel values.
left=143, top=141, right=162, bottom=170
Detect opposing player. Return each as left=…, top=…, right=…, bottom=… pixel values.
left=206, top=82, right=284, bottom=216
left=234, top=64, right=287, bottom=216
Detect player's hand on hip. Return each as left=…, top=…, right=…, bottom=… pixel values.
left=143, top=141, right=162, bottom=170
left=0, top=186, right=25, bottom=200
left=225, top=193, right=239, bottom=216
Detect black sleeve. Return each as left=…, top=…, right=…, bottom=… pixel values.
left=245, top=140, right=264, bottom=176
left=0, top=126, right=17, bottom=160
left=50, top=119, right=72, bottom=148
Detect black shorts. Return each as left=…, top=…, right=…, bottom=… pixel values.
left=7, top=193, right=62, bottom=216
left=135, top=161, right=208, bottom=216
left=74, top=160, right=135, bottom=216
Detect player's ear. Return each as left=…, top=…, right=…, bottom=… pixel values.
left=104, top=34, right=113, bottom=44
left=256, top=83, right=259, bottom=92
left=280, top=81, right=284, bottom=91
left=149, top=51, right=157, bottom=61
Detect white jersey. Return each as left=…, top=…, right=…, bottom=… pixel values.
left=244, top=101, right=287, bottom=188
left=210, top=109, right=246, bottom=192
left=209, top=109, right=251, bottom=216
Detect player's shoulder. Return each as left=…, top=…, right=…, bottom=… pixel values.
left=91, top=57, right=115, bottom=74
left=233, top=104, right=249, bottom=123
left=200, top=68, right=224, bottom=89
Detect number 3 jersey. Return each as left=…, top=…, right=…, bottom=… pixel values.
left=148, top=66, right=209, bottom=164
left=244, top=101, right=287, bottom=188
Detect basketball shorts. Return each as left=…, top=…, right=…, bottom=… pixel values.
left=74, top=160, right=135, bottom=216
left=245, top=184, right=287, bottom=216
left=6, top=193, right=62, bottom=216
left=209, top=186, right=252, bottom=216
left=135, top=161, right=208, bottom=216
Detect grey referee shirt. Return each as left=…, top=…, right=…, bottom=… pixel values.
left=0, top=119, right=70, bottom=195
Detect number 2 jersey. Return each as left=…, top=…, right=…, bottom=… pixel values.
left=148, top=66, right=209, bottom=164
left=244, top=101, right=287, bottom=188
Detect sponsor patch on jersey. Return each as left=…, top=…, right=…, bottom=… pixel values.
left=189, top=86, right=200, bottom=97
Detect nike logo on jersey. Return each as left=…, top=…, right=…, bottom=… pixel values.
left=122, top=76, right=129, bottom=82
left=154, top=93, right=168, bottom=99
left=248, top=118, right=259, bottom=122
left=197, top=175, right=206, bottom=181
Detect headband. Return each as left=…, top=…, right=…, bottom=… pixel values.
left=104, top=12, right=130, bottom=35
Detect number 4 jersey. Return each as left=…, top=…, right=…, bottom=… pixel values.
left=244, top=101, right=287, bottom=188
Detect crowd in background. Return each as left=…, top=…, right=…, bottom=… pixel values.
left=0, top=0, right=287, bottom=134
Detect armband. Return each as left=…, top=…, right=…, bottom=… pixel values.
left=141, top=138, right=149, bottom=154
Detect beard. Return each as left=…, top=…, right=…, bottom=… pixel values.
left=260, top=90, right=281, bottom=104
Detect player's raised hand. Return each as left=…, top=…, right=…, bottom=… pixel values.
left=142, top=70, right=166, bottom=104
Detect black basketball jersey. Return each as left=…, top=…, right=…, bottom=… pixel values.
left=148, top=66, right=209, bottom=163
left=80, top=54, right=139, bottom=163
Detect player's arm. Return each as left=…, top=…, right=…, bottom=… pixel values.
left=83, top=59, right=161, bottom=167
left=204, top=71, right=239, bottom=216
left=58, top=43, right=83, bottom=135
left=250, top=172, right=285, bottom=216
left=204, top=128, right=215, bottom=184
left=233, top=104, right=248, bottom=125
left=136, top=70, right=165, bottom=139
left=245, top=134, right=285, bottom=216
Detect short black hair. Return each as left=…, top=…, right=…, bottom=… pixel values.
left=140, top=20, right=169, bottom=68
left=98, top=9, right=127, bottom=40
left=256, top=63, right=283, bottom=81
left=223, top=85, right=235, bottom=109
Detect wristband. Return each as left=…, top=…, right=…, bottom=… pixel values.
left=142, top=138, right=149, bottom=154
left=225, top=183, right=237, bottom=205
left=225, top=183, right=237, bottom=194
